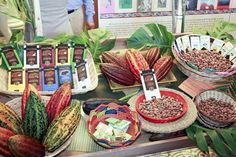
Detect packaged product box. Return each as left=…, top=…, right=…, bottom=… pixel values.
left=8, top=69, right=25, bottom=92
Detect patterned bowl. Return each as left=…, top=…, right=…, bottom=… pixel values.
left=87, top=103, right=141, bottom=149
left=172, top=34, right=236, bottom=82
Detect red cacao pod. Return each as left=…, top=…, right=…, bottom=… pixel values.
left=153, top=56, right=173, bottom=81
left=46, top=83, right=71, bottom=124
left=0, top=127, right=15, bottom=157
left=145, top=47, right=161, bottom=68
left=8, top=135, right=45, bottom=157
left=125, top=49, right=149, bottom=82
left=101, top=52, right=130, bottom=70
left=100, top=63, right=135, bottom=86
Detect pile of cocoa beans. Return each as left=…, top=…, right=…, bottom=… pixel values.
left=100, top=48, right=173, bottom=86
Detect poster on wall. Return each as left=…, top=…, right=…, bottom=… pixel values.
left=197, top=0, right=217, bottom=10
left=137, top=0, right=152, bottom=12
left=152, top=0, right=172, bottom=11
left=217, top=0, right=231, bottom=10
left=115, top=0, right=137, bottom=13
left=100, top=0, right=116, bottom=13
left=186, top=0, right=198, bottom=10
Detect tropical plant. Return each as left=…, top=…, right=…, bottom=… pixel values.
left=127, top=23, right=175, bottom=56
left=186, top=122, right=236, bottom=157
left=192, top=21, right=236, bottom=44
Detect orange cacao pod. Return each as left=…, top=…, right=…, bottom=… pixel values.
left=0, top=127, right=15, bottom=157
left=101, top=52, right=129, bottom=70
left=153, top=56, right=173, bottom=81
left=125, top=49, right=149, bottom=82
left=145, top=47, right=161, bottom=68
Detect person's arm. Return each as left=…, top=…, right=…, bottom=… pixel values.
left=83, top=0, right=95, bottom=29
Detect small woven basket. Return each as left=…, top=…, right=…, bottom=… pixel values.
left=87, top=103, right=141, bottom=149
left=194, top=90, right=236, bottom=128
left=172, top=34, right=236, bottom=82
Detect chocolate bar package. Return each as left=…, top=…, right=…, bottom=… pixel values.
left=1, top=46, right=23, bottom=69
left=8, top=69, right=25, bottom=92
left=42, top=67, right=59, bottom=91
left=71, top=44, right=86, bottom=73
left=26, top=69, right=42, bottom=91
left=24, top=45, right=40, bottom=69
left=58, top=66, right=73, bottom=87
left=56, top=43, right=71, bottom=66
left=40, top=45, right=55, bottom=68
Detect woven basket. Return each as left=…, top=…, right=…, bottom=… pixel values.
left=194, top=90, right=236, bottom=129
left=87, top=103, right=141, bottom=149
left=128, top=88, right=197, bottom=133
left=0, top=50, right=98, bottom=95
left=172, top=34, right=236, bottom=82
left=5, top=96, right=72, bottom=157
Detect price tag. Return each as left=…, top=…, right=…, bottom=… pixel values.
left=211, top=39, right=224, bottom=51
left=226, top=47, right=236, bottom=62
left=176, top=37, right=184, bottom=52
left=182, top=36, right=191, bottom=51
left=190, top=36, right=200, bottom=50
left=221, top=42, right=234, bottom=56
left=75, top=60, right=91, bottom=90
left=200, top=35, right=210, bottom=50
left=140, top=69, right=161, bottom=101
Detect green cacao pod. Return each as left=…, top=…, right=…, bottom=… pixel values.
left=0, top=127, right=15, bottom=157
left=0, top=103, right=23, bottom=134
left=22, top=84, right=41, bottom=120
left=46, top=83, right=72, bottom=124
left=22, top=92, right=48, bottom=142
left=43, top=100, right=81, bottom=152
left=8, top=135, right=45, bottom=157
left=100, top=63, right=135, bottom=86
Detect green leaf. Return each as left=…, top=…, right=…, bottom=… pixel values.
left=196, top=128, right=209, bottom=153
left=219, top=130, right=236, bottom=155
left=127, top=23, right=174, bottom=55
left=185, top=126, right=195, bottom=141
left=206, top=129, right=230, bottom=157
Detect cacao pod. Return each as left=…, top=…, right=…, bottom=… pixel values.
left=101, top=52, right=130, bottom=70
left=0, top=127, right=15, bottom=157
left=125, top=49, right=149, bottom=82
left=22, top=84, right=41, bottom=120
left=145, top=47, right=161, bottom=68
left=153, top=56, right=173, bottom=81
left=46, top=82, right=72, bottom=124
left=0, top=103, right=23, bottom=134
left=22, top=92, right=48, bottom=142
left=43, top=100, right=81, bottom=152
left=100, top=63, right=135, bottom=86
left=83, top=98, right=130, bottom=115
left=8, top=135, right=45, bottom=157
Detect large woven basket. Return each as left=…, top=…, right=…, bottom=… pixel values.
left=172, top=34, right=236, bottom=82
left=0, top=50, right=98, bottom=95
left=5, top=96, right=73, bottom=157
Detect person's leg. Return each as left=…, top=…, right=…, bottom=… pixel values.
left=68, top=7, right=84, bottom=36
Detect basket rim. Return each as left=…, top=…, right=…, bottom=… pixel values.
left=172, top=34, right=235, bottom=79
left=194, top=90, right=236, bottom=123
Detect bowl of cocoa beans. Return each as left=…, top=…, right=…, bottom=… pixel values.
left=172, top=35, right=236, bottom=82
left=135, top=90, right=188, bottom=123
left=195, top=90, right=236, bottom=128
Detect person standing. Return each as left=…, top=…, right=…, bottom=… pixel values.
left=39, top=0, right=73, bottom=38
left=67, top=0, right=95, bottom=35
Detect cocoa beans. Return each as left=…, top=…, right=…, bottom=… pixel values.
left=145, top=48, right=160, bottom=68
left=125, top=49, right=149, bottom=82
left=153, top=56, right=173, bottom=81
left=100, top=63, right=135, bottom=85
